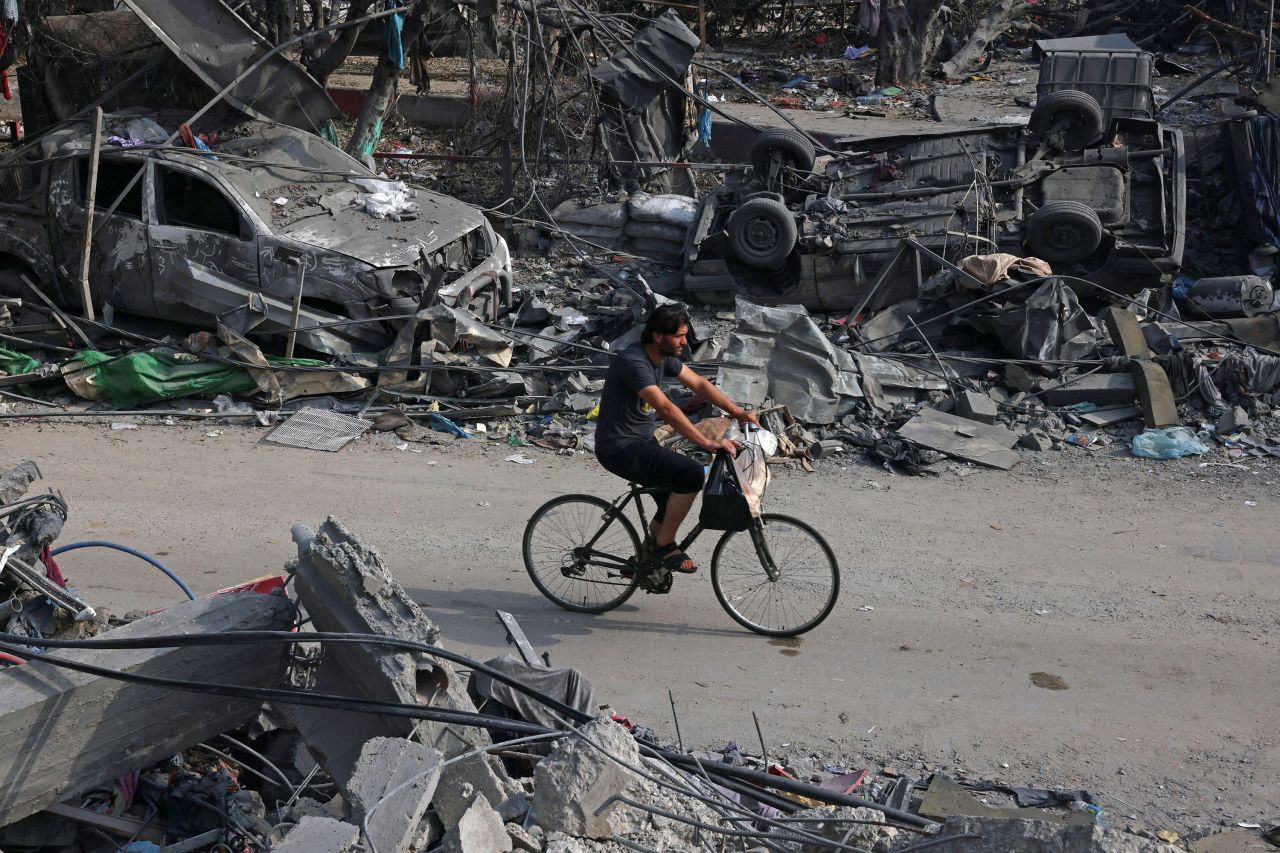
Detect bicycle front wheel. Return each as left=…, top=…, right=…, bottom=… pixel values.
left=522, top=494, right=640, bottom=613
left=711, top=514, right=840, bottom=636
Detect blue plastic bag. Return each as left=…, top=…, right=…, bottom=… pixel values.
left=427, top=412, right=474, bottom=438
left=1130, top=427, right=1210, bottom=459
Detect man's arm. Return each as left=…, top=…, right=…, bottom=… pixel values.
left=638, top=385, right=738, bottom=456
left=674, top=366, right=761, bottom=429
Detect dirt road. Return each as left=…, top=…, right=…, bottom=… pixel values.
left=8, top=420, right=1277, bottom=831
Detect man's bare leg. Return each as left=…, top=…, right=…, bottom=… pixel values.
left=654, top=491, right=697, bottom=548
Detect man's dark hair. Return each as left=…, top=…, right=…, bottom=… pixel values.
left=641, top=304, right=691, bottom=343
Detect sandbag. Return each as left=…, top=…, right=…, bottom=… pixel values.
left=628, top=190, right=697, bottom=227
left=553, top=223, right=626, bottom=241
left=624, top=220, right=689, bottom=242
left=551, top=234, right=625, bottom=252
left=629, top=236, right=686, bottom=256
left=551, top=199, right=629, bottom=228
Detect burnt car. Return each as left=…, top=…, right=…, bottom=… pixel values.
left=684, top=90, right=1185, bottom=312
left=0, top=111, right=511, bottom=355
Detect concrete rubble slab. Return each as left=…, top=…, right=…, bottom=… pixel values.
left=0, top=591, right=293, bottom=827
left=284, top=517, right=515, bottom=813
left=897, top=409, right=1021, bottom=470
left=272, top=816, right=361, bottom=853
left=926, top=815, right=1183, bottom=852
left=437, top=793, right=513, bottom=853
left=532, top=716, right=647, bottom=839
left=346, top=737, right=442, bottom=853
left=1041, top=373, right=1137, bottom=406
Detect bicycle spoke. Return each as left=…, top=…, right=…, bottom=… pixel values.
left=711, top=516, right=839, bottom=636
left=524, top=496, right=639, bottom=613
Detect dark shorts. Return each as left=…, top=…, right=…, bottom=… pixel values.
left=597, top=441, right=705, bottom=523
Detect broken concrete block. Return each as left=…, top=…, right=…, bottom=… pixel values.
left=432, top=752, right=521, bottom=828
left=1216, top=405, right=1250, bottom=435
left=272, top=816, right=360, bottom=853
left=925, top=816, right=1181, bottom=852
left=790, top=805, right=900, bottom=853
left=1129, top=361, right=1179, bottom=428
left=346, top=738, right=441, bottom=853
left=953, top=389, right=1000, bottom=424
left=1041, top=373, right=1136, bottom=406
left=285, top=518, right=513, bottom=808
left=437, top=794, right=512, bottom=853
left=1101, top=305, right=1152, bottom=358
left=506, top=822, right=540, bottom=852
left=1004, top=363, right=1039, bottom=392
left=1018, top=430, right=1054, bottom=451
left=532, top=717, right=646, bottom=839
left=0, top=592, right=293, bottom=827
left=542, top=832, right=616, bottom=853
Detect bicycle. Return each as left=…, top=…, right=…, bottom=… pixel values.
left=521, top=455, right=840, bottom=636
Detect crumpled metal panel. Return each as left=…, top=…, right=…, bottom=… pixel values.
left=119, top=0, right=339, bottom=131
left=716, top=299, right=863, bottom=425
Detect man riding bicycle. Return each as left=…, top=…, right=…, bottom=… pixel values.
left=594, top=304, right=760, bottom=575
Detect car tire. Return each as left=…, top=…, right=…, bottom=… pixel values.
left=1025, top=201, right=1104, bottom=263
left=727, top=197, right=798, bottom=269
left=749, top=128, right=817, bottom=175
left=1029, top=91, right=1105, bottom=150
left=750, top=129, right=818, bottom=202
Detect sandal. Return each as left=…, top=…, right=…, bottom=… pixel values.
left=657, top=543, right=699, bottom=574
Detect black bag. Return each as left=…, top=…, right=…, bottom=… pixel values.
left=699, top=453, right=753, bottom=532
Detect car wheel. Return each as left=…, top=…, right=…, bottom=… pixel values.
left=727, top=197, right=798, bottom=269
left=750, top=129, right=818, bottom=203
left=1029, top=91, right=1105, bottom=150
left=1025, top=201, right=1104, bottom=264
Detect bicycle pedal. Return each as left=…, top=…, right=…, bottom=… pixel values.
left=636, top=565, right=673, bottom=595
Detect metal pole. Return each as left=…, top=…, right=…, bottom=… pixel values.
left=285, top=260, right=306, bottom=359
left=75, top=107, right=103, bottom=323
left=1268, top=0, right=1276, bottom=81
left=698, top=0, right=707, bottom=47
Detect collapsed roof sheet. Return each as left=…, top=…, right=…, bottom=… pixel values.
left=119, top=0, right=340, bottom=132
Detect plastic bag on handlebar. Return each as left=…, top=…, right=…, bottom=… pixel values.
left=700, top=452, right=753, bottom=532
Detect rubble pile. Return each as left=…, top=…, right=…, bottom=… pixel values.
left=4, top=489, right=1260, bottom=853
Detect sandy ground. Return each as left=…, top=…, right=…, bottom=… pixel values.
left=4, top=419, right=1276, bottom=833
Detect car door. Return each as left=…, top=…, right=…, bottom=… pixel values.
left=49, top=154, right=156, bottom=316
left=148, top=163, right=262, bottom=325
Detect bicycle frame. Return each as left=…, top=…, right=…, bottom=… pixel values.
left=578, top=486, right=705, bottom=572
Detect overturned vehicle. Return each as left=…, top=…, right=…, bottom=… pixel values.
left=684, top=92, right=1185, bottom=312
left=0, top=111, right=512, bottom=355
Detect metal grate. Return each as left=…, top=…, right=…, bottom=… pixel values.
left=265, top=407, right=372, bottom=452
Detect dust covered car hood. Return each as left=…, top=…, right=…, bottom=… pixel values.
left=212, top=127, right=486, bottom=267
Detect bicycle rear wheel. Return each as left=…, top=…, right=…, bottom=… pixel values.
left=711, top=514, right=839, bottom=636
left=523, top=494, right=640, bottom=613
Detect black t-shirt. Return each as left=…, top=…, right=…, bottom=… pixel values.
left=595, top=343, right=684, bottom=455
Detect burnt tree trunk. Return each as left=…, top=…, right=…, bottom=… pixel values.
left=304, top=0, right=375, bottom=85
left=876, top=0, right=948, bottom=87
left=346, top=0, right=436, bottom=159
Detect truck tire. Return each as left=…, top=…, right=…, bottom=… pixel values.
left=727, top=197, right=797, bottom=269
left=1029, top=91, right=1105, bottom=150
left=1025, top=201, right=1104, bottom=263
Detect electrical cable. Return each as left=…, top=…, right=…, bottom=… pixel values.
left=0, top=628, right=931, bottom=827
left=216, top=733, right=297, bottom=793
left=50, top=540, right=196, bottom=601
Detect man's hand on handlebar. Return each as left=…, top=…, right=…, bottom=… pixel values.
left=705, top=438, right=739, bottom=458
left=735, top=408, right=761, bottom=430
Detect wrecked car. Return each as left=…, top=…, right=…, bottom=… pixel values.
left=0, top=111, right=512, bottom=355
left=684, top=91, right=1185, bottom=312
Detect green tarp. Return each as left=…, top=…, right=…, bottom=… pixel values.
left=0, top=347, right=41, bottom=378
left=71, top=349, right=327, bottom=407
